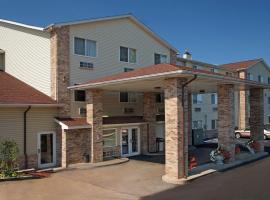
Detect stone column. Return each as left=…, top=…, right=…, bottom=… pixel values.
left=50, top=26, right=71, bottom=118
left=61, top=129, right=67, bottom=168
left=86, top=89, right=103, bottom=163
left=238, top=90, right=249, bottom=129
left=162, top=78, right=189, bottom=184
left=188, top=92, right=193, bottom=146
left=238, top=72, right=249, bottom=129
left=250, top=88, right=264, bottom=152
left=143, top=92, right=157, bottom=153
left=217, top=84, right=235, bottom=162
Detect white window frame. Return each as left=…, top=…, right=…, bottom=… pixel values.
left=102, top=128, right=117, bottom=148
left=211, top=93, right=217, bottom=105
left=119, top=46, right=137, bottom=64
left=193, top=94, right=203, bottom=104
left=73, top=37, right=97, bottom=58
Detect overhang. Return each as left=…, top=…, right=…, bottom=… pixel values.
left=69, top=64, right=270, bottom=93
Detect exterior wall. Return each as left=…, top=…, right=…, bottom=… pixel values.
left=0, top=107, right=57, bottom=168
left=66, top=128, right=91, bottom=164
left=69, top=18, right=171, bottom=85
left=0, top=22, right=51, bottom=95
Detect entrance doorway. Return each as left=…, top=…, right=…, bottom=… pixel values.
left=121, top=127, right=140, bottom=157
left=37, top=132, right=56, bottom=168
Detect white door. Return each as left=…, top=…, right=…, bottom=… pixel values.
left=37, top=132, right=56, bottom=168
left=121, top=127, right=140, bottom=157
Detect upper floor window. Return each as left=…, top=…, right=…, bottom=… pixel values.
left=211, top=93, right=217, bottom=104
left=74, top=90, right=86, bottom=102
left=247, top=73, right=253, bottom=81
left=193, top=65, right=198, bottom=70
left=268, top=77, right=270, bottom=85
left=258, top=75, right=263, bottom=83
left=193, top=94, right=203, bottom=104
left=120, top=47, right=136, bottom=63
left=119, top=92, right=136, bottom=103
left=211, top=68, right=218, bottom=73
left=154, top=53, right=167, bottom=64
left=74, top=37, right=97, bottom=57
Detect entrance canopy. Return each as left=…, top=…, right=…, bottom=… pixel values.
left=69, top=64, right=270, bottom=93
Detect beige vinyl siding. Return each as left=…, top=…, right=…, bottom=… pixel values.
left=0, top=107, right=57, bottom=155
left=71, top=91, right=144, bottom=118
left=69, top=18, right=170, bottom=85
left=0, top=22, right=51, bottom=95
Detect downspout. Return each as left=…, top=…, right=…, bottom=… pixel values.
left=181, top=75, right=197, bottom=178
left=24, top=106, right=31, bottom=169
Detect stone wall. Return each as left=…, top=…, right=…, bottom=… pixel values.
left=143, top=92, right=157, bottom=153
left=103, top=146, right=121, bottom=160
left=164, top=78, right=188, bottom=180
left=170, top=49, right=177, bottom=65
left=86, top=89, right=103, bottom=163
left=217, top=84, right=235, bottom=162
left=66, top=128, right=91, bottom=164
left=50, top=26, right=71, bottom=118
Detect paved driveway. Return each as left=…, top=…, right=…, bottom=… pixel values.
left=0, top=160, right=175, bottom=200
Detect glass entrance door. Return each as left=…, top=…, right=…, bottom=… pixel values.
left=38, top=132, right=56, bottom=168
left=121, top=127, right=140, bottom=156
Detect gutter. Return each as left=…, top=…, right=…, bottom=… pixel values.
left=181, top=75, right=197, bottom=178
left=24, top=106, right=31, bottom=169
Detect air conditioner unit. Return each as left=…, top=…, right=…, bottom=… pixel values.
left=78, top=107, right=87, bottom=116
left=124, top=107, right=134, bottom=114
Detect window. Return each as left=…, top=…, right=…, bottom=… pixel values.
left=80, top=61, right=94, bottom=69
left=193, top=94, right=203, bottom=104
left=258, top=75, right=263, bottom=83
left=74, top=90, right=86, bottom=102
left=120, top=47, right=136, bottom=63
left=268, top=97, right=270, bottom=104
left=268, top=116, right=270, bottom=124
left=103, top=129, right=117, bottom=147
left=268, top=77, right=270, bottom=84
left=124, top=107, right=135, bottom=114
left=247, top=73, right=253, bottom=81
left=74, top=37, right=96, bottom=57
left=156, top=93, right=164, bottom=103
left=211, top=68, right=218, bottom=73
left=192, top=120, right=203, bottom=129
left=154, top=53, right=167, bottom=64
left=213, top=107, right=218, bottom=112
left=120, top=92, right=136, bottom=103
left=193, top=65, right=198, bottom=70
left=211, top=119, right=217, bottom=130
left=211, top=93, right=217, bottom=104
left=124, top=67, right=134, bottom=72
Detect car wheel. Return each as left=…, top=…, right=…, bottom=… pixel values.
left=235, top=133, right=241, bottom=139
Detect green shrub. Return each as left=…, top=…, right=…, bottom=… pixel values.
left=0, top=139, right=19, bottom=178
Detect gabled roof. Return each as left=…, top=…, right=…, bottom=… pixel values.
left=0, top=19, right=44, bottom=31
left=45, top=14, right=178, bottom=52
left=0, top=71, right=57, bottom=106
left=219, top=59, right=262, bottom=71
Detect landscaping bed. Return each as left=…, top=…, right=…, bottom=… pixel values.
left=0, top=169, right=51, bottom=182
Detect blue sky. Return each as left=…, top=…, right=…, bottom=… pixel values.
left=1, top=0, right=270, bottom=65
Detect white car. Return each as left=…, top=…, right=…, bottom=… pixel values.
left=235, top=128, right=270, bottom=140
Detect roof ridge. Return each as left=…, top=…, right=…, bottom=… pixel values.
left=220, top=58, right=261, bottom=66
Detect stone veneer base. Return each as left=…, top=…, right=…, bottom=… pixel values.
left=162, top=174, right=188, bottom=185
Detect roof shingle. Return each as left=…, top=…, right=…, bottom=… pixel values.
left=219, top=59, right=261, bottom=71
left=0, top=71, right=56, bottom=105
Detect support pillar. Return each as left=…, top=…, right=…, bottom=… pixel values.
left=238, top=90, right=249, bottom=129
left=162, top=78, right=188, bottom=184
left=250, top=88, right=264, bottom=152
left=61, top=129, right=67, bottom=168
left=143, top=92, right=157, bottom=153
left=188, top=92, right=193, bottom=146
left=217, top=84, right=235, bottom=162
left=86, top=89, right=103, bottom=163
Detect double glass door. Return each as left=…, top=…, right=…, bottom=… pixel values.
left=121, top=127, right=140, bottom=156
